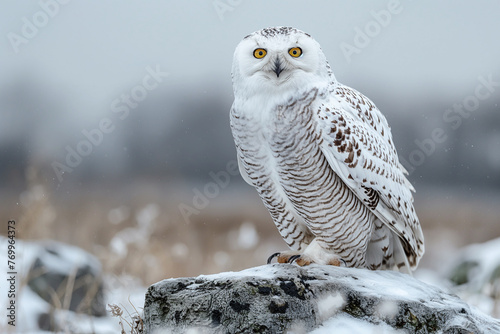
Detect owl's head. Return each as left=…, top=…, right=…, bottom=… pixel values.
left=232, top=27, right=333, bottom=98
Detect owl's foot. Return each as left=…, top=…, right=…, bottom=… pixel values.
left=267, top=251, right=346, bottom=266
left=269, top=239, right=347, bottom=266
left=267, top=251, right=301, bottom=264
left=288, top=254, right=346, bottom=267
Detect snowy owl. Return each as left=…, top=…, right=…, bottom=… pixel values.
left=230, top=27, right=424, bottom=272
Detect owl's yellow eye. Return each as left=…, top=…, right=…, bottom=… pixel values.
left=253, top=48, right=267, bottom=59
left=288, top=47, right=302, bottom=58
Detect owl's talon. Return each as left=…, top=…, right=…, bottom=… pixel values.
left=325, top=256, right=346, bottom=267
left=267, top=252, right=281, bottom=264
left=267, top=251, right=302, bottom=264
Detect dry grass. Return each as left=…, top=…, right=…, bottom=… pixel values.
left=108, top=300, right=144, bottom=334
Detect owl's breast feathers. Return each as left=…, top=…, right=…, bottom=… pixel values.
left=231, top=86, right=324, bottom=165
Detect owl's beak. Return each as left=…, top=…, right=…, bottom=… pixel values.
left=273, top=57, right=283, bottom=78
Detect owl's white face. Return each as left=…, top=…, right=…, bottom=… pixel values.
left=232, top=27, right=331, bottom=99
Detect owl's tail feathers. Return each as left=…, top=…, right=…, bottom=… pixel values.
left=393, top=236, right=413, bottom=276
left=366, top=220, right=394, bottom=270
left=366, top=219, right=413, bottom=275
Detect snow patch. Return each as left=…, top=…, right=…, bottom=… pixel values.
left=311, top=313, right=403, bottom=334
left=317, top=292, right=345, bottom=321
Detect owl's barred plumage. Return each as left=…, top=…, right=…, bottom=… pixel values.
left=230, top=27, right=424, bottom=272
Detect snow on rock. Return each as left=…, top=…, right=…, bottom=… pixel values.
left=310, top=313, right=402, bottom=334
left=448, top=237, right=500, bottom=288
left=0, top=237, right=108, bottom=332
left=144, top=264, right=500, bottom=334
left=447, top=237, right=500, bottom=317
left=27, top=239, right=106, bottom=318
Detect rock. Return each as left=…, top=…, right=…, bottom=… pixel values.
left=448, top=238, right=500, bottom=291
left=0, top=236, right=107, bottom=332
left=447, top=237, right=500, bottom=317
left=27, top=240, right=106, bottom=320
left=143, top=264, right=500, bottom=334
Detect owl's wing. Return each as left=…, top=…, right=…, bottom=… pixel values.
left=236, top=150, right=253, bottom=185
left=314, top=84, right=424, bottom=269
